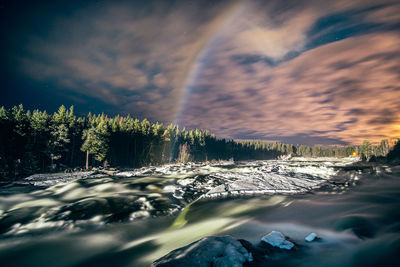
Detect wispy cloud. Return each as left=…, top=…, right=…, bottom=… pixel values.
left=181, top=0, right=400, bottom=145
left=19, top=1, right=236, bottom=122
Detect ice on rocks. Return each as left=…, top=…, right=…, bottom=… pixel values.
left=24, top=172, right=93, bottom=186
left=115, top=171, right=134, bottom=177
left=116, top=158, right=358, bottom=202
left=177, top=179, right=194, bottom=186
left=305, top=232, right=318, bottom=242
left=202, top=171, right=324, bottom=199
left=261, top=231, right=295, bottom=250
left=163, top=185, right=177, bottom=193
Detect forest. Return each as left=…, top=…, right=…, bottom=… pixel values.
left=0, top=105, right=396, bottom=179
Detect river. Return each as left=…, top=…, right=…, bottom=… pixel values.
left=0, top=158, right=399, bottom=266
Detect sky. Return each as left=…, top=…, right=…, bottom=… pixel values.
left=1, top=0, right=400, bottom=145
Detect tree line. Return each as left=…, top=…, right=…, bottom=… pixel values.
left=0, top=105, right=397, bottom=179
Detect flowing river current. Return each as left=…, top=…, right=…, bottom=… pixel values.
left=0, top=158, right=399, bottom=266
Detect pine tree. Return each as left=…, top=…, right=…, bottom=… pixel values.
left=81, top=121, right=109, bottom=169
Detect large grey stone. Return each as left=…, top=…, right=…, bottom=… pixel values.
left=151, top=235, right=251, bottom=267
left=261, top=231, right=294, bottom=250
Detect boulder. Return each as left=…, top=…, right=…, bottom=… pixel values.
left=151, top=235, right=252, bottom=267
left=260, top=231, right=294, bottom=250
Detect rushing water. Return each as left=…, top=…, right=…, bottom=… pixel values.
left=0, top=158, right=399, bottom=267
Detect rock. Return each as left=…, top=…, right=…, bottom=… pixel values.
left=248, top=253, right=253, bottom=262
left=136, top=197, right=153, bottom=210
left=261, top=231, right=294, bottom=250
left=151, top=235, right=252, bottom=267
left=237, top=239, right=269, bottom=265
left=305, top=232, right=318, bottom=242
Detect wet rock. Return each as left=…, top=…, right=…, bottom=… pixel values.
left=136, top=197, right=153, bottom=210
left=261, top=231, right=294, bottom=250
left=61, top=198, right=110, bottom=220
left=151, top=235, right=252, bottom=267
left=105, top=196, right=141, bottom=222
left=305, top=232, right=318, bottom=242
left=238, top=239, right=270, bottom=266
left=150, top=197, right=172, bottom=215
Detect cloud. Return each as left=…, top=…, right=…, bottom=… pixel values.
left=19, top=0, right=237, bottom=122
left=15, top=0, right=400, bottom=145
left=181, top=28, right=400, bottom=144
left=232, top=9, right=317, bottom=61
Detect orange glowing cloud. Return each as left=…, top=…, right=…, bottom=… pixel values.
left=182, top=31, right=400, bottom=145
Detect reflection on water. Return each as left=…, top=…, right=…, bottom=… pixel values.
left=0, top=159, right=399, bottom=266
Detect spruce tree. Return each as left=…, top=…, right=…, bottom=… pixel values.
left=81, top=121, right=109, bottom=169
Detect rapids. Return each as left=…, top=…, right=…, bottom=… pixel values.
left=0, top=158, right=399, bottom=266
